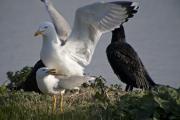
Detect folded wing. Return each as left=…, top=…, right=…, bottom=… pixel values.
left=54, top=75, right=95, bottom=89
left=107, top=42, right=153, bottom=89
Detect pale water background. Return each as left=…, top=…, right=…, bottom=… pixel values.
left=0, top=0, right=180, bottom=88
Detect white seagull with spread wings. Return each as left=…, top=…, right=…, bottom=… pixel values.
left=35, top=0, right=138, bottom=76
left=34, top=0, right=139, bottom=76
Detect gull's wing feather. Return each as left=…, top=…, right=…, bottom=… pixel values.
left=41, top=0, right=71, bottom=41
left=96, top=1, right=138, bottom=32
left=66, top=1, right=138, bottom=66
left=54, top=76, right=95, bottom=89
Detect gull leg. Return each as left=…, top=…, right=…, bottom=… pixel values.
left=52, top=95, right=57, bottom=113
left=60, top=93, right=63, bottom=112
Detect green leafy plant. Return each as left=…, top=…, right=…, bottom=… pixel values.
left=6, top=66, right=32, bottom=89
left=0, top=84, right=8, bottom=95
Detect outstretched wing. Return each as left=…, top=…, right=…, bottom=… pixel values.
left=41, top=0, right=71, bottom=41
left=66, top=1, right=138, bottom=66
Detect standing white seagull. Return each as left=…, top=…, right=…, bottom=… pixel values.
left=34, top=0, right=139, bottom=77
left=36, top=67, right=95, bottom=112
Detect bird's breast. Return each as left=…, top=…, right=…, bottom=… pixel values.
left=37, top=75, right=60, bottom=95
left=40, top=44, right=84, bottom=76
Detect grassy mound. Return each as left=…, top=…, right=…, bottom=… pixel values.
left=0, top=78, right=179, bottom=120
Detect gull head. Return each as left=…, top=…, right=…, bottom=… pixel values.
left=34, top=21, right=56, bottom=37
left=36, top=67, right=57, bottom=79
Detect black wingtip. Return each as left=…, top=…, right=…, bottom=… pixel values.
left=110, top=1, right=132, bottom=6
left=110, top=1, right=139, bottom=23
left=127, top=2, right=139, bottom=18
left=110, top=1, right=139, bottom=10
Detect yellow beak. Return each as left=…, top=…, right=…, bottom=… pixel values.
left=47, top=69, right=57, bottom=75
left=34, top=31, right=43, bottom=36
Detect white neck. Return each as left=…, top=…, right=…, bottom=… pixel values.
left=40, top=30, right=61, bottom=61
left=42, top=31, right=60, bottom=45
